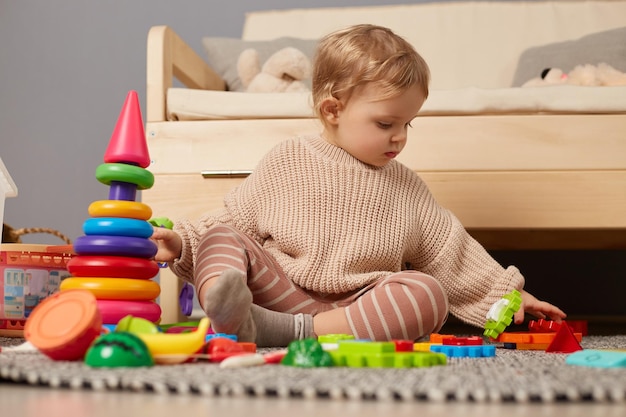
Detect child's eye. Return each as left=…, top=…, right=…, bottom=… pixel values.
left=377, top=122, right=392, bottom=129
left=405, top=122, right=413, bottom=128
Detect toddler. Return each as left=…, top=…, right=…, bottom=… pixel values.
left=152, top=24, right=565, bottom=346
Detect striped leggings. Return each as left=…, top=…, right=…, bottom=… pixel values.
left=194, top=224, right=449, bottom=341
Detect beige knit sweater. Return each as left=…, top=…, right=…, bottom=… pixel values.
left=171, top=136, right=524, bottom=327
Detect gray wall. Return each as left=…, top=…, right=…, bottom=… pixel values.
left=1, top=0, right=440, bottom=243
left=1, top=1, right=623, bottom=320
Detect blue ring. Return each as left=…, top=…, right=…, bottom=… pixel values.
left=83, top=217, right=154, bottom=238
left=74, top=235, right=157, bottom=258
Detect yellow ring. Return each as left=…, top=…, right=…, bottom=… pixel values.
left=88, top=200, right=152, bottom=220
left=60, top=277, right=160, bottom=301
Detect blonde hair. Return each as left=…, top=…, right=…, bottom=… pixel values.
left=312, top=24, right=430, bottom=122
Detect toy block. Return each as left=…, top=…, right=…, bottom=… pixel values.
left=483, top=290, right=522, bottom=339
left=429, top=333, right=453, bottom=344
left=545, top=322, right=583, bottom=353
left=566, top=350, right=626, bottom=368
left=337, top=340, right=396, bottom=354
left=528, top=319, right=588, bottom=336
left=528, top=319, right=562, bottom=333
left=414, top=342, right=435, bottom=352
left=318, top=334, right=355, bottom=343
left=318, top=333, right=356, bottom=350
left=205, top=333, right=237, bottom=342
left=498, top=331, right=582, bottom=351
left=497, top=332, right=555, bottom=344
left=329, top=342, right=447, bottom=368
left=442, top=336, right=483, bottom=346
left=431, top=344, right=496, bottom=358
left=514, top=343, right=550, bottom=351
left=393, top=339, right=415, bottom=351
left=201, top=336, right=256, bottom=362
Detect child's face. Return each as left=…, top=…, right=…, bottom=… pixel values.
left=321, top=83, right=425, bottom=167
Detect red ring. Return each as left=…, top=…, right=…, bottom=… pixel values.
left=67, top=256, right=159, bottom=280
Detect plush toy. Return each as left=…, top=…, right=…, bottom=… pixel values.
left=522, top=62, right=626, bottom=87
left=237, top=47, right=312, bottom=93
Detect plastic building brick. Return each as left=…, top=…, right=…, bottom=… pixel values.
left=393, top=339, right=415, bottom=351
left=206, top=333, right=237, bottom=342
left=328, top=340, right=447, bottom=368
left=194, top=336, right=256, bottom=362
left=497, top=332, right=557, bottom=344
left=429, top=334, right=454, bottom=344
left=497, top=331, right=582, bottom=351
left=483, top=290, right=522, bottom=339
left=545, top=323, right=583, bottom=353
left=318, top=333, right=355, bottom=350
left=413, top=342, right=435, bottom=352
left=317, top=334, right=356, bottom=343
left=566, top=350, right=626, bottom=368
left=441, top=336, right=483, bottom=346
left=430, top=344, right=496, bottom=358
left=528, top=319, right=563, bottom=333
left=529, top=319, right=588, bottom=336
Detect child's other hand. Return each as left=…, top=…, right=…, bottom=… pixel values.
left=514, top=290, right=567, bottom=325
left=150, top=227, right=183, bottom=263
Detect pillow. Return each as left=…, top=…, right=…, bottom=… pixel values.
left=202, top=37, right=319, bottom=92
left=512, top=26, right=626, bottom=87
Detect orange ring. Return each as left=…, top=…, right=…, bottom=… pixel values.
left=88, top=200, right=152, bottom=220
left=60, top=278, right=160, bottom=301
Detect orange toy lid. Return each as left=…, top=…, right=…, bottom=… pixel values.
left=24, top=290, right=101, bottom=351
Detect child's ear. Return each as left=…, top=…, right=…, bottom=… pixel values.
left=320, top=98, right=342, bottom=125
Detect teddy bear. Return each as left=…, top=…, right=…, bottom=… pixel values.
left=522, top=62, right=626, bottom=87
left=237, top=46, right=312, bottom=93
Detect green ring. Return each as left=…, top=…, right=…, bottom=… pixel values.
left=95, top=163, right=154, bottom=190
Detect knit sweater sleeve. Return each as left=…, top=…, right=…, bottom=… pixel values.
left=406, top=182, right=525, bottom=328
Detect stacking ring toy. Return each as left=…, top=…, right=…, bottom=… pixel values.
left=74, top=235, right=158, bottom=258
left=88, top=200, right=152, bottom=220
left=95, top=163, right=155, bottom=190
left=83, top=217, right=154, bottom=238
left=60, top=278, right=160, bottom=301
left=67, top=256, right=159, bottom=279
left=97, top=299, right=161, bottom=324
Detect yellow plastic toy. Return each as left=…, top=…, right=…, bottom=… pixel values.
left=133, top=317, right=210, bottom=364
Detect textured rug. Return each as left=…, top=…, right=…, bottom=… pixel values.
left=1, top=335, right=625, bottom=403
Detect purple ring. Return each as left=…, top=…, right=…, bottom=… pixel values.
left=74, top=235, right=157, bottom=258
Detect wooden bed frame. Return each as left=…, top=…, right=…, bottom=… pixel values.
left=143, top=9, right=626, bottom=323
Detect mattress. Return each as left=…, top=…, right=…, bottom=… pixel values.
left=166, top=86, right=626, bottom=121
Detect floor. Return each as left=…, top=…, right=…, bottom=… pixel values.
left=1, top=383, right=625, bottom=417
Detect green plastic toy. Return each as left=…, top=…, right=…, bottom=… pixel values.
left=85, top=332, right=154, bottom=368
left=281, top=337, right=334, bottom=367
left=483, top=289, right=522, bottom=339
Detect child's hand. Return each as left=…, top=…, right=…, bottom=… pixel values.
left=514, top=290, right=567, bottom=325
left=150, top=227, right=183, bottom=263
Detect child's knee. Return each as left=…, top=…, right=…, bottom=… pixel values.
left=396, top=271, right=449, bottom=335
